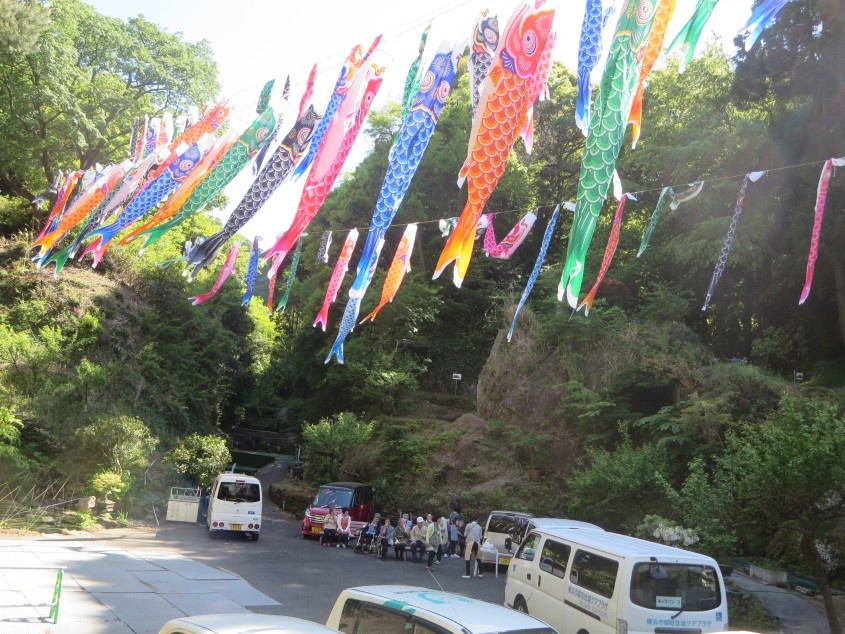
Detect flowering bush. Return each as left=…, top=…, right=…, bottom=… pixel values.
left=815, top=540, right=841, bottom=578
left=637, top=514, right=700, bottom=548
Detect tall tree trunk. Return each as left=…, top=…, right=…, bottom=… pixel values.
left=832, top=256, right=845, bottom=348
left=801, top=530, right=841, bottom=634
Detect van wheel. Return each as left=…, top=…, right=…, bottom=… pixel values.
left=251, top=532, right=260, bottom=541
left=514, top=597, right=528, bottom=614
left=208, top=529, right=214, bottom=540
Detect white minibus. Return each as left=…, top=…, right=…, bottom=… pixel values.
left=505, top=527, right=728, bottom=634
left=207, top=473, right=262, bottom=540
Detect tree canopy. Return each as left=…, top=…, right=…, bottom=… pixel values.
left=0, top=0, right=219, bottom=201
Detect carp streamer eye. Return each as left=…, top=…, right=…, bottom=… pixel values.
left=523, top=29, right=537, bottom=55
left=637, top=0, right=655, bottom=24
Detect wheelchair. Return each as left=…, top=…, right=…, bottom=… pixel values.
left=354, top=528, right=378, bottom=553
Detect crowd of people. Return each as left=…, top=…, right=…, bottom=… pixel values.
left=317, top=505, right=486, bottom=578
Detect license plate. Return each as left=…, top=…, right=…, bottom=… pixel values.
left=312, top=526, right=322, bottom=533
left=231, top=524, right=242, bottom=531
left=499, top=556, right=512, bottom=566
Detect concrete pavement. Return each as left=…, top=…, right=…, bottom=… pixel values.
left=729, top=571, right=832, bottom=634
left=0, top=536, right=278, bottom=634
left=2, top=522, right=835, bottom=634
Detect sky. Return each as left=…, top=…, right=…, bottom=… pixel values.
left=87, top=0, right=754, bottom=243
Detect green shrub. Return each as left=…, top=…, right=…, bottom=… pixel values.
left=165, top=434, right=231, bottom=488
left=269, top=481, right=318, bottom=517
left=89, top=470, right=128, bottom=501
left=302, top=412, right=373, bottom=483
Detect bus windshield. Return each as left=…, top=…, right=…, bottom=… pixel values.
left=630, top=562, right=721, bottom=612
left=313, top=487, right=353, bottom=509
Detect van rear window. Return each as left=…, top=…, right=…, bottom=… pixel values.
left=216, top=482, right=260, bottom=502
left=630, top=563, right=721, bottom=612
left=488, top=514, right=531, bottom=537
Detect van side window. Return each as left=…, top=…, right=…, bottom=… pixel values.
left=516, top=533, right=541, bottom=561
left=355, top=604, right=410, bottom=633
left=539, top=539, right=571, bottom=578
left=337, top=598, right=362, bottom=632
left=570, top=550, right=619, bottom=599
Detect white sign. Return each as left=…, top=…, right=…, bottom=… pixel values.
left=452, top=373, right=462, bottom=381
left=656, top=596, right=683, bottom=609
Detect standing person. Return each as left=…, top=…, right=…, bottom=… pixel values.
left=456, top=518, right=466, bottom=557
left=437, top=515, right=448, bottom=563
left=378, top=517, right=395, bottom=560
left=322, top=506, right=338, bottom=547
left=447, top=519, right=459, bottom=558
left=393, top=515, right=410, bottom=560
left=409, top=517, right=427, bottom=563
left=425, top=513, right=443, bottom=570
left=337, top=507, right=352, bottom=548
left=449, top=503, right=461, bottom=527
left=462, top=516, right=483, bottom=578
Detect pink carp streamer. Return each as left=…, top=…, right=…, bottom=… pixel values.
left=190, top=242, right=241, bottom=305
left=799, top=158, right=845, bottom=305
left=264, top=51, right=385, bottom=278
left=577, top=194, right=633, bottom=316
left=483, top=211, right=537, bottom=259
left=314, top=229, right=359, bottom=331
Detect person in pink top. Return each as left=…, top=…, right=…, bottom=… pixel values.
left=337, top=507, right=352, bottom=548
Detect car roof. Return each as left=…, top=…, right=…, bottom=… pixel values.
left=214, top=474, right=261, bottom=483
left=159, top=613, right=339, bottom=634
left=535, top=528, right=717, bottom=562
left=342, top=585, right=555, bottom=633
left=488, top=510, right=534, bottom=517
left=528, top=518, right=604, bottom=531
left=321, top=482, right=372, bottom=490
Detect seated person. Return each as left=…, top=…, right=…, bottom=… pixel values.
left=409, top=516, right=427, bottom=563
left=321, top=506, right=338, bottom=547
left=378, top=518, right=395, bottom=560
left=336, top=507, right=352, bottom=548
left=393, top=516, right=410, bottom=560
left=357, top=514, right=381, bottom=550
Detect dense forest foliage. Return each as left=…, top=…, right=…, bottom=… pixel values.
left=1, top=0, right=844, bottom=630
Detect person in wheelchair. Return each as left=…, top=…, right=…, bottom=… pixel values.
left=355, top=514, right=382, bottom=552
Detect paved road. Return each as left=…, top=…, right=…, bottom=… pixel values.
left=729, top=572, right=832, bottom=634
left=0, top=503, right=505, bottom=633
left=116, top=503, right=507, bottom=621
left=3, top=503, right=830, bottom=633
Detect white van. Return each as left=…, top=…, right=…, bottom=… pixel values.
left=326, top=585, right=557, bottom=633
left=519, top=518, right=604, bottom=544
left=505, top=528, right=729, bottom=634
left=207, top=473, right=262, bottom=540
left=484, top=510, right=534, bottom=552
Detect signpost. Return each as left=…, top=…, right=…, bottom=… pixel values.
left=452, top=373, right=461, bottom=395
